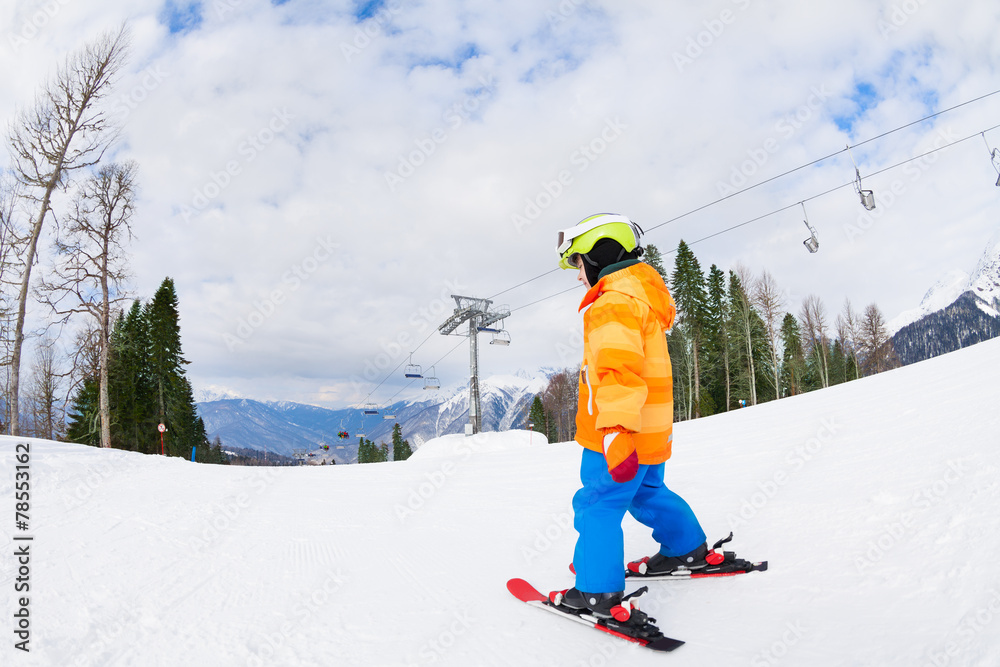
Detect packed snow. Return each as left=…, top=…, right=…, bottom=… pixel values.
left=3, top=338, right=1000, bottom=666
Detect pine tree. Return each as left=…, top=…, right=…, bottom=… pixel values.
left=109, top=300, right=155, bottom=452
left=391, top=423, right=413, bottom=461
left=358, top=437, right=377, bottom=463
left=779, top=313, right=806, bottom=397
left=728, top=271, right=759, bottom=405
left=142, top=278, right=219, bottom=461
left=703, top=264, right=731, bottom=413
left=643, top=243, right=669, bottom=283
left=527, top=396, right=547, bottom=436
left=670, top=240, right=708, bottom=418
left=145, top=278, right=186, bottom=428
left=66, top=377, right=101, bottom=446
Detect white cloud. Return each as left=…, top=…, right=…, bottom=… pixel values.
left=3, top=0, right=999, bottom=408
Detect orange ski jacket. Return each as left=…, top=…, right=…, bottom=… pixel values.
left=575, top=261, right=677, bottom=465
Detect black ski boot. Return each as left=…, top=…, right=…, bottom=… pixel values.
left=551, top=586, right=666, bottom=642
left=629, top=542, right=710, bottom=576
left=552, top=588, right=624, bottom=619
left=627, top=532, right=769, bottom=578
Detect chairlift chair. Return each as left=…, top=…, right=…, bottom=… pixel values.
left=383, top=413, right=396, bottom=420
left=985, top=134, right=1000, bottom=186
left=490, top=330, right=511, bottom=346
left=423, top=366, right=441, bottom=390
left=404, top=353, right=423, bottom=379
left=801, top=203, right=819, bottom=254
left=363, top=404, right=379, bottom=415
left=858, top=188, right=876, bottom=210
left=848, top=145, right=876, bottom=211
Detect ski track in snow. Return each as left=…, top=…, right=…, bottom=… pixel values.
left=3, top=339, right=1000, bottom=666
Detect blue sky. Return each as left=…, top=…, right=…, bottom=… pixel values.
left=2, top=0, right=999, bottom=408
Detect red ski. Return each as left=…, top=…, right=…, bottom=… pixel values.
left=506, top=578, right=684, bottom=652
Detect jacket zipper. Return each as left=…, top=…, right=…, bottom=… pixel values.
left=582, top=364, right=594, bottom=416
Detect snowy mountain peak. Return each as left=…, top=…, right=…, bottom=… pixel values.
left=888, top=268, right=970, bottom=334
left=889, top=230, right=1000, bottom=334
left=968, top=232, right=1000, bottom=316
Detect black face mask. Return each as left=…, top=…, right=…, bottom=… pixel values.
left=580, top=238, right=638, bottom=286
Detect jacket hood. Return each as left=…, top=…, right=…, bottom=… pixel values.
left=579, top=261, right=676, bottom=330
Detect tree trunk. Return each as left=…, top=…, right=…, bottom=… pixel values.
left=99, top=250, right=111, bottom=448
left=9, top=190, right=55, bottom=435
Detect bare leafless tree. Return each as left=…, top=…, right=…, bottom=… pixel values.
left=26, top=337, right=64, bottom=440
left=837, top=298, right=862, bottom=381
left=4, top=24, right=130, bottom=436
left=37, top=161, right=137, bottom=448
left=541, top=368, right=578, bottom=443
left=1, top=175, right=25, bottom=429
left=800, top=294, right=830, bottom=388
left=859, top=303, right=898, bottom=375
left=752, top=270, right=785, bottom=401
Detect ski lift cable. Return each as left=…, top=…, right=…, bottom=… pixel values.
left=670, top=121, right=1000, bottom=252
left=498, top=120, right=1000, bottom=315
left=483, top=87, right=1000, bottom=303
left=355, top=326, right=441, bottom=408
left=354, top=94, right=1000, bottom=407
left=372, top=337, right=467, bottom=407
left=488, top=268, right=560, bottom=300
left=643, top=90, right=1000, bottom=235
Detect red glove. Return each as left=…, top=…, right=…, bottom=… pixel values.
left=602, top=428, right=638, bottom=483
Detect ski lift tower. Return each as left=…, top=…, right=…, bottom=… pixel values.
left=438, top=295, right=511, bottom=435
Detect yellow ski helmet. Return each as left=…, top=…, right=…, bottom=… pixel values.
left=555, top=213, right=643, bottom=270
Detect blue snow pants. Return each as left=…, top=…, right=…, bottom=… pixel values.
left=573, top=448, right=706, bottom=594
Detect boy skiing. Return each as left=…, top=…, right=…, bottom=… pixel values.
left=553, top=213, right=736, bottom=619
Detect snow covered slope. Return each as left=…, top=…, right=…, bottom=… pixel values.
left=3, top=338, right=1000, bottom=666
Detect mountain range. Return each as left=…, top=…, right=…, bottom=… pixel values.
left=199, top=232, right=1000, bottom=463
left=889, top=230, right=1000, bottom=364
left=197, top=370, right=550, bottom=464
